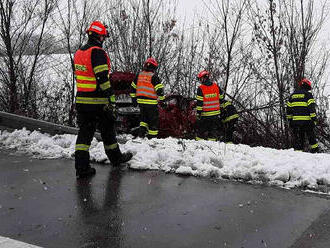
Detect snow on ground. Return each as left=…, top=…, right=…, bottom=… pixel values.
left=1, top=128, right=330, bottom=193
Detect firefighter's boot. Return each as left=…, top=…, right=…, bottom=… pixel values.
left=75, top=151, right=96, bottom=179
left=76, top=167, right=96, bottom=179
left=106, top=147, right=133, bottom=167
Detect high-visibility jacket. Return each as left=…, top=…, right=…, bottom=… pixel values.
left=220, top=100, right=239, bottom=123
left=130, top=70, right=164, bottom=105
left=74, top=46, right=111, bottom=106
left=196, top=82, right=221, bottom=117
left=286, top=87, right=316, bottom=126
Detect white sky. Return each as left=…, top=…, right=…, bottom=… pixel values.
left=177, top=0, right=330, bottom=45
left=1, top=128, right=330, bottom=194
left=176, top=0, right=330, bottom=102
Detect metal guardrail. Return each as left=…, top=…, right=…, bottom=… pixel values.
left=0, top=111, right=101, bottom=140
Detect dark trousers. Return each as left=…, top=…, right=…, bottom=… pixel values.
left=292, top=125, right=318, bottom=153
left=223, top=119, right=237, bottom=143
left=139, top=104, right=159, bottom=138
left=75, top=109, right=120, bottom=172
left=196, top=115, right=220, bottom=141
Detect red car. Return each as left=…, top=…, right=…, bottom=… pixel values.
left=111, top=72, right=197, bottom=139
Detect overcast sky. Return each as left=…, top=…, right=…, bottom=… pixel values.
left=177, top=0, right=330, bottom=38
left=176, top=0, right=330, bottom=97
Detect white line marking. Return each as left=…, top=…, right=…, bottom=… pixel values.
left=0, top=236, right=42, bottom=248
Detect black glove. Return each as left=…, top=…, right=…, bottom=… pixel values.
left=132, top=98, right=138, bottom=107
left=104, top=104, right=118, bottom=120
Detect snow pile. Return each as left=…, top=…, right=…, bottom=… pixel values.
left=1, top=128, right=330, bottom=192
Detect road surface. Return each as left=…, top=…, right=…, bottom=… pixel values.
left=0, top=149, right=330, bottom=248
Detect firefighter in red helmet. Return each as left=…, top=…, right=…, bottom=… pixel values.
left=130, top=57, right=165, bottom=138
left=286, top=78, right=319, bottom=153
left=73, top=21, right=133, bottom=179
left=195, top=70, right=224, bottom=141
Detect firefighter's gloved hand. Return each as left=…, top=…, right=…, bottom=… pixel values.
left=104, top=104, right=118, bottom=120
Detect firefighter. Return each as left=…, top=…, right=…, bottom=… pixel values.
left=130, top=57, right=165, bottom=139
left=220, top=99, right=239, bottom=144
left=286, top=78, right=319, bottom=153
left=195, top=70, right=224, bottom=141
left=74, top=21, right=133, bottom=179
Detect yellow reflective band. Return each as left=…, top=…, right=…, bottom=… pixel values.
left=109, top=95, right=116, bottom=103
left=148, top=130, right=158, bottom=135
left=201, top=110, right=221, bottom=116
left=77, top=83, right=97, bottom=89
left=94, top=64, right=108, bottom=74
left=287, top=102, right=292, bottom=107
left=76, top=97, right=108, bottom=104
left=292, top=116, right=311, bottom=121
left=226, top=141, right=234, bottom=144
left=286, top=115, right=293, bottom=119
left=310, top=113, right=316, bottom=118
left=290, top=102, right=308, bottom=107
left=137, top=99, right=158, bottom=105
left=196, top=106, right=203, bottom=111
left=131, top=82, right=137, bottom=88
left=223, top=114, right=239, bottom=123
left=196, top=96, right=203, bottom=101
left=140, top=122, right=148, bottom=128
left=310, top=143, right=319, bottom=149
left=221, top=101, right=231, bottom=108
left=195, top=137, right=203, bottom=141
left=292, top=94, right=305, bottom=99
left=104, top=143, right=118, bottom=150
left=154, top=84, right=164, bottom=91
left=100, top=81, right=111, bottom=90
left=76, top=75, right=96, bottom=81
left=220, top=94, right=224, bottom=100
left=130, top=93, right=136, bottom=98
left=75, top=144, right=90, bottom=151
left=158, top=96, right=165, bottom=101
left=307, top=99, right=316, bottom=105
left=208, top=138, right=217, bottom=141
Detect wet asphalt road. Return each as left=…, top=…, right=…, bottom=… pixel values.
left=0, top=149, right=330, bottom=248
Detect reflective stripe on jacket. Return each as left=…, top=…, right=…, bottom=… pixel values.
left=200, top=82, right=221, bottom=116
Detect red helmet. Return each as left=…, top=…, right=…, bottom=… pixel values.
left=86, top=21, right=109, bottom=37
left=197, top=70, right=210, bottom=79
left=145, top=57, right=158, bottom=68
left=299, top=78, right=312, bottom=88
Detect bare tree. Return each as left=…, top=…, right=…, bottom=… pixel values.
left=50, top=0, right=103, bottom=125
left=104, top=0, right=179, bottom=74
left=247, top=0, right=328, bottom=147
left=0, top=0, right=57, bottom=117
left=203, top=0, right=249, bottom=93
